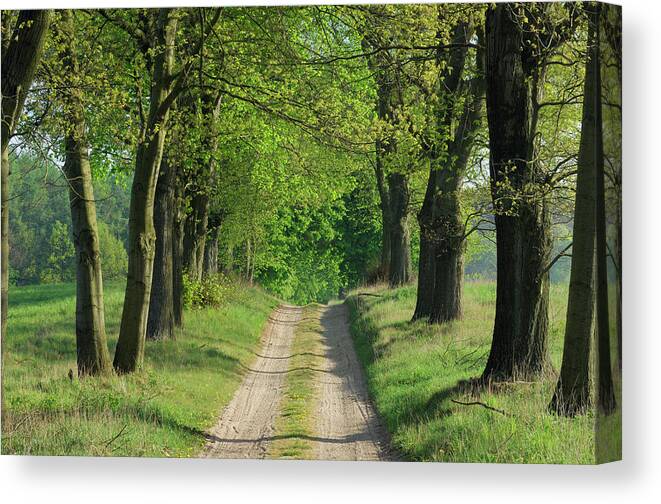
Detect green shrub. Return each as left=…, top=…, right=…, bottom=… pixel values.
left=182, top=272, right=234, bottom=309
left=97, top=221, right=128, bottom=280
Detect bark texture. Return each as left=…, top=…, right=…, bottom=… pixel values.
left=550, top=9, right=599, bottom=415
left=203, top=222, right=220, bottom=277
left=182, top=191, right=209, bottom=282
left=387, top=172, right=412, bottom=287
left=57, top=10, right=113, bottom=375
left=1, top=10, right=50, bottom=339
left=172, top=174, right=185, bottom=327
left=593, top=4, right=616, bottom=414
left=482, top=4, right=551, bottom=381
left=114, top=9, right=179, bottom=373
left=147, top=155, right=176, bottom=340
left=374, top=142, right=391, bottom=280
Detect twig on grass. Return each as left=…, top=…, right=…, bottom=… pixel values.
left=356, top=292, right=383, bottom=298
left=451, top=399, right=512, bottom=417
left=104, top=424, right=129, bottom=448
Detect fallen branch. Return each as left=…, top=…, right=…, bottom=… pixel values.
left=451, top=399, right=512, bottom=417
left=104, top=424, right=129, bottom=449
left=356, top=293, right=383, bottom=298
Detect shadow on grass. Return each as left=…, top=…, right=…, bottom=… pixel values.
left=147, top=342, right=241, bottom=373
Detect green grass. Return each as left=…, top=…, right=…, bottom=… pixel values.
left=269, top=304, right=324, bottom=459
left=346, top=282, right=596, bottom=464
left=2, top=281, right=279, bottom=457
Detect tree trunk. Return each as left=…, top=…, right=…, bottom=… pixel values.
left=593, top=4, right=616, bottom=414
left=414, top=23, right=478, bottom=321
left=182, top=90, right=221, bottom=282
left=388, top=172, right=411, bottom=286
left=482, top=4, right=551, bottom=381
left=363, top=37, right=396, bottom=283
left=1, top=9, right=50, bottom=341
left=203, top=225, right=219, bottom=277
left=147, top=155, right=175, bottom=340
left=56, top=9, right=112, bottom=375
left=182, top=191, right=209, bottom=282
left=172, top=174, right=184, bottom=327
left=429, top=188, right=465, bottom=323
left=114, top=9, right=179, bottom=373
left=374, top=141, right=391, bottom=280
left=412, top=196, right=435, bottom=319
left=550, top=9, right=599, bottom=415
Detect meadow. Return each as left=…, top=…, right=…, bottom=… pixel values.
left=1, top=281, right=278, bottom=457
left=346, top=281, right=597, bottom=464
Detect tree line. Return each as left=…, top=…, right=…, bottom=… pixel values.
left=1, top=2, right=621, bottom=417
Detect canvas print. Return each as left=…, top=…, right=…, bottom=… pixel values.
left=0, top=1, right=621, bottom=464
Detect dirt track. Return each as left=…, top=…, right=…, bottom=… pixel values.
left=311, top=303, right=391, bottom=461
left=202, top=305, right=302, bottom=459
left=202, top=302, right=390, bottom=461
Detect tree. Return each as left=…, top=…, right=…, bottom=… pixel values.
left=413, top=21, right=484, bottom=323
left=147, top=155, right=176, bottom=340
left=593, top=3, right=616, bottom=415
left=112, top=8, right=183, bottom=373
left=481, top=3, right=573, bottom=381
left=51, top=9, right=113, bottom=375
left=1, top=9, right=51, bottom=339
left=550, top=6, right=599, bottom=415
left=181, top=89, right=223, bottom=282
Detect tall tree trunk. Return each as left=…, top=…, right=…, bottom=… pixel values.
left=363, top=36, right=396, bottom=283
left=57, top=9, right=112, bottom=375
left=594, top=4, right=616, bottom=414
left=114, top=9, right=179, bottom=373
left=1, top=9, right=50, bottom=341
left=374, top=141, right=391, bottom=280
left=182, top=191, right=209, bottom=282
left=550, top=9, right=599, bottom=415
left=429, top=185, right=465, bottom=323
left=203, top=225, right=219, bottom=277
left=172, top=173, right=184, bottom=327
left=419, top=79, right=484, bottom=321
left=413, top=23, right=472, bottom=320
left=147, top=156, right=175, bottom=340
left=413, top=179, right=435, bottom=319
left=182, top=90, right=221, bottom=282
left=388, top=172, right=411, bottom=286
left=482, top=4, right=551, bottom=381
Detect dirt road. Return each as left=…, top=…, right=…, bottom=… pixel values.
left=202, top=305, right=302, bottom=459
left=202, top=302, right=390, bottom=461
left=311, top=303, right=391, bottom=461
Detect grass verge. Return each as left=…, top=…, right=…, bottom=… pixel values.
left=269, top=304, right=324, bottom=459
left=346, top=282, right=596, bottom=464
left=2, top=281, right=279, bottom=457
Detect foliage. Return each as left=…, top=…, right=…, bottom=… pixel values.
left=41, top=220, right=75, bottom=284
left=182, top=272, right=235, bottom=310
left=97, top=221, right=128, bottom=280
left=8, top=153, right=130, bottom=286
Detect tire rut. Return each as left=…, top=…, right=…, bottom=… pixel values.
left=201, top=305, right=302, bottom=459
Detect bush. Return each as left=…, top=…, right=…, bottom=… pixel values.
left=97, top=221, right=128, bottom=280
left=41, top=221, right=75, bottom=284
left=182, top=273, right=234, bottom=309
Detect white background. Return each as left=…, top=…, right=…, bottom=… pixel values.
left=1, top=0, right=659, bottom=502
